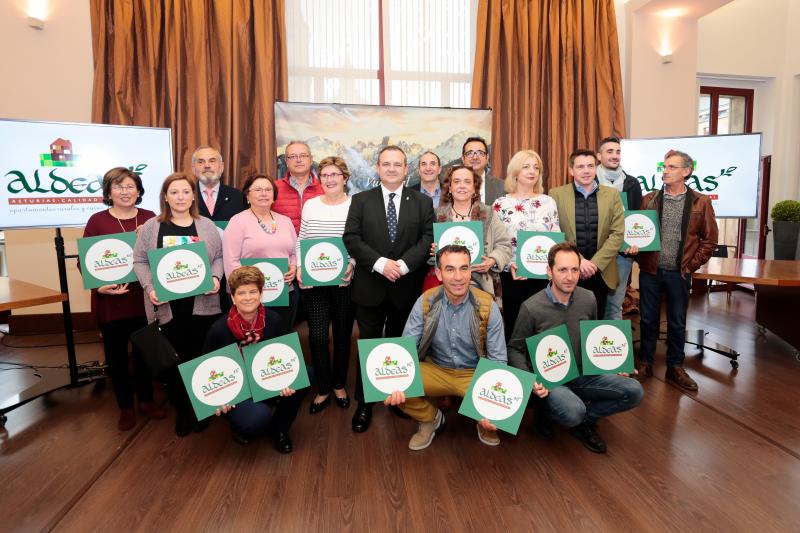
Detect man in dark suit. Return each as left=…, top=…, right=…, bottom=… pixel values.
left=343, top=145, right=435, bottom=433
left=192, top=145, right=246, bottom=312
left=192, top=145, right=246, bottom=222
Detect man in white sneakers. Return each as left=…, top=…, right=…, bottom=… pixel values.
left=384, top=244, right=507, bottom=450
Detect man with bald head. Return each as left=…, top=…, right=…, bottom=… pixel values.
left=192, top=145, right=246, bottom=222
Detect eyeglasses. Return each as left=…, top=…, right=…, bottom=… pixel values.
left=249, top=187, right=273, bottom=195
left=463, top=150, right=487, bottom=158
left=111, top=185, right=137, bottom=192
left=319, top=173, right=343, bottom=180
left=663, top=165, right=686, bottom=171
left=286, top=153, right=310, bottom=161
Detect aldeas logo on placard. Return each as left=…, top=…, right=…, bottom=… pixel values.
left=259, top=354, right=295, bottom=380
left=373, top=355, right=410, bottom=379
left=201, top=368, right=241, bottom=396
left=478, top=380, right=521, bottom=409
left=92, top=248, right=132, bottom=271
left=309, top=251, right=340, bottom=271
left=165, top=260, right=201, bottom=283
left=451, top=235, right=467, bottom=246
left=591, top=336, right=627, bottom=357
left=263, top=275, right=281, bottom=291
left=525, top=244, right=549, bottom=264
left=4, top=138, right=148, bottom=204
left=541, top=346, right=568, bottom=372
left=626, top=221, right=653, bottom=239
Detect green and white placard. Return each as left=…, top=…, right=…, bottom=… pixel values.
left=300, top=237, right=348, bottom=287
left=357, top=336, right=424, bottom=403
left=241, top=258, right=289, bottom=307
left=433, top=221, right=483, bottom=265
left=77, top=231, right=138, bottom=289
left=214, top=221, right=228, bottom=240
left=621, top=210, right=661, bottom=252
left=147, top=241, right=213, bottom=302
left=179, top=344, right=252, bottom=420
left=458, top=358, right=535, bottom=435
left=525, top=324, right=580, bottom=389
left=516, top=231, right=566, bottom=279
left=580, top=320, right=635, bottom=375
left=242, top=332, right=310, bottom=402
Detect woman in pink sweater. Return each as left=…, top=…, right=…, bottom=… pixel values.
left=223, top=174, right=298, bottom=332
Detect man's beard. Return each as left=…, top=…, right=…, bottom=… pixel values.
left=199, top=173, right=222, bottom=186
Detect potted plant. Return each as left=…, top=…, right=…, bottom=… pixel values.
left=770, top=200, right=800, bottom=259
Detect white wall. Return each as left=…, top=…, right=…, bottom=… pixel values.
left=0, top=0, right=94, bottom=314
left=697, top=0, right=800, bottom=256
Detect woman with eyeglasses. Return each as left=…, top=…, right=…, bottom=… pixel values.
left=81, top=167, right=163, bottom=431
left=133, top=172, right=223, bottom=436
left=432, top=165, right=511, bottom=296
left=492, top=150, right=560, bottom=340
left=296, top=156, right=355, bottom=414
left=223, top=174, right=298, bottom=333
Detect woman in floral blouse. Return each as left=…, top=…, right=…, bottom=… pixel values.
left=492, top=149, right=560, bottom=340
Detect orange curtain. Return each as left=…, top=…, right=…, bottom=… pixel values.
left=472, top=0, right=625, bottom=190
left=90, top=0, right=287, bottom=187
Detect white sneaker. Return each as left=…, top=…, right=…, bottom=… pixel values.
left=408, top=409, right=445, bottom=450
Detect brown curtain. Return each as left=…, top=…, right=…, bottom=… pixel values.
left=90, top=0, right=287, bottom=187
left=472, top=0, right=625, bottom=190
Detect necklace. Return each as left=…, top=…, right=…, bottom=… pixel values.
left=111, top=208, right=137, bottom=232
left=451, top=203, right=473, bottom=221
left=252, top=208, right=277, bottom=234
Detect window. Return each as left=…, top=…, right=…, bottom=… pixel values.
left=698, top=86, right=758, bottom=258
left=285, top=0, right=477, bottom=108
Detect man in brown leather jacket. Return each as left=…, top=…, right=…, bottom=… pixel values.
left=636, top=150, right=718, bottom=391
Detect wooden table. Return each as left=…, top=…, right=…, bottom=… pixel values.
left=695, top=258, right=800, bottom=357
left=0, top=278, right=79, bottom=425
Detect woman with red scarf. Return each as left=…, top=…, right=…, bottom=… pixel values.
left=202, top=266, right=307, bottom=453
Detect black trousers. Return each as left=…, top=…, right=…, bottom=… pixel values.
left=99, top=316, right=152, bottom=409
left=353, top=298, right=413, bottom=402
left=161, top=311, right=219, bottom=421
left=499, top=271, right=549, bottom=341
left=302, top=285, right=354, bottom=395
left=579, top=271, right=608, bottom=320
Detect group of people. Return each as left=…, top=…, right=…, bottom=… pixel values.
left=81, top=135, right=718, bottom=455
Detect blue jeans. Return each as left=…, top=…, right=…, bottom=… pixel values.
left=638, top=268, right=691, bottom=367
left=546, top=375, right=643, bottom=426
left=605, top=255, right=633, bottom=320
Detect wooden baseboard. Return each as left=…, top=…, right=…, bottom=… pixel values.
left=8, top=312, right=96, bottom=335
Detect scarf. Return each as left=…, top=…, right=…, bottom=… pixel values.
left=597, top=166, right=625, bottom=192
left=226, top=304, right=266, bottom=346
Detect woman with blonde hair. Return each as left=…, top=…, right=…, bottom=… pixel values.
left=492, top=149, right=560, bottom=340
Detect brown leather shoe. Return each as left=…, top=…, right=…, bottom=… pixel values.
left=634, top=362, right=653, bottom=381
left=665, top=366, right=698, bottom=391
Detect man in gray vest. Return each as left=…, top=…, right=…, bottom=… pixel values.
left=384, top=244, right=507, bottom=450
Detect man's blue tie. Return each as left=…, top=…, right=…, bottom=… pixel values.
left=387, top=192, right=397, bottom=243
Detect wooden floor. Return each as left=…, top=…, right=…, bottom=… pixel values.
left=1, top=291, right=799, bottom=532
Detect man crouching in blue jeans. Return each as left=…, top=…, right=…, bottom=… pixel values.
left=507, top=241, right=643, bottom=453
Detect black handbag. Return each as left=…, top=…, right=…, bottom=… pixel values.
left=131, top=319, right=179, bottom=378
